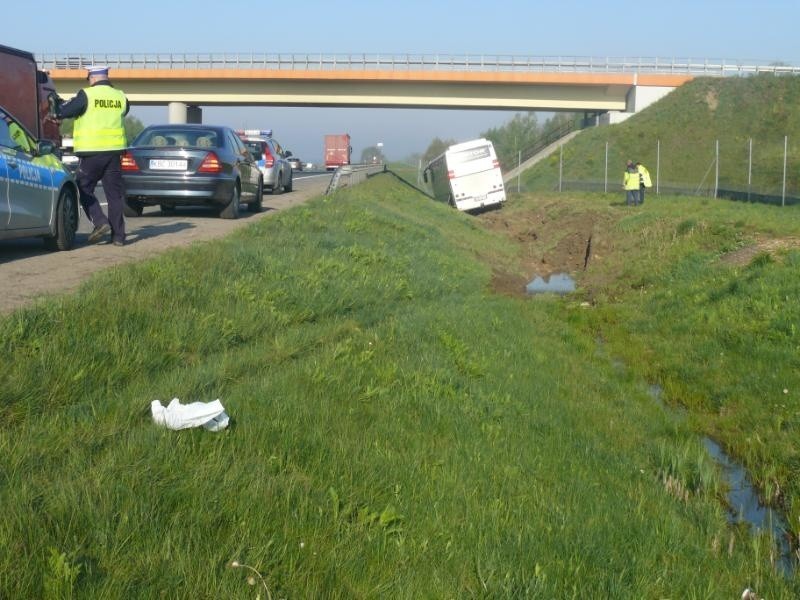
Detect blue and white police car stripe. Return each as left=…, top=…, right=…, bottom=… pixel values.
left=3, top=159, right=57, bottom=191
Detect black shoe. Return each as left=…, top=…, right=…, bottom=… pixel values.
left=88, top=223, right=112, bottom=244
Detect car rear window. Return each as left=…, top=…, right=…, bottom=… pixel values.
left=136, top=129, right=220, bottom=148
left=244, top=141, right=263, bottom=156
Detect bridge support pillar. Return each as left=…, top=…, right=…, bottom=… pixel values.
left=601, top=85, right=676, bottom=125
left=187, top=105, right=202, bottom=124
left=168, top=102, right=203, bottom=124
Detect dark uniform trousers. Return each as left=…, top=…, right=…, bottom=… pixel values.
left=77, top=153, right=126, bottom=243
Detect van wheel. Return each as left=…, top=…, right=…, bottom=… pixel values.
left=220, top=184, right=240, bottom=219
left=123, top=198, right=144, bottom=217
left=44, top=187, right=78, bottom=251
left=160, top=204, right=176, bottom=215
left=248, top=177, right=263, bottom=212
left=448, top=194, right=456, bottom=208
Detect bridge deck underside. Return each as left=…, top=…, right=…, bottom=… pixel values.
left=50, top=69, right=688, bottom=112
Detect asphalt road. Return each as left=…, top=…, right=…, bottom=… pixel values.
left=0, top=171, right=332, bottom=314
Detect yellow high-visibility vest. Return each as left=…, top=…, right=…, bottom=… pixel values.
left=637, top=164, right=652, bottom=188
left=73, top=86, right=127, bottom=152
left=624, top=170, right=640, bottom=190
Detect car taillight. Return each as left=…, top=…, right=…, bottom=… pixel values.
left=120, top=151, right=138, bottom=172
left=447, top=170, right=455, bottom=179
left=263, top=148, right=274, bottom=168
left=492, top=159, right=500, bottom=168
left=198, top=152, right=222, bottom=173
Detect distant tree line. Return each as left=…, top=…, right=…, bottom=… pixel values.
left=360, top=145, right=385, bottom=164
left=420, top=112, right=581, bottom=169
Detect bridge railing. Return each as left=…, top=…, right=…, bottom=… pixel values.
left=36, top=53, right=800, bottom=76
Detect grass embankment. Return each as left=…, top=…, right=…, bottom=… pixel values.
left=523, top=75, right=800, bottom=196
left=492, top=190, right=800, bottom=525
left=1, top=177, right=798, bottom=597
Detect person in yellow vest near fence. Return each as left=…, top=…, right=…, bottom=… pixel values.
left=623, top=160, right=640, bottom=206
left=49, top=65, right=129, bottom=246
left=636, top=161, right=652, bottom=204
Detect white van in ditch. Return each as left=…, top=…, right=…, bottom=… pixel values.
left=423, top=138, right=506, bottom=212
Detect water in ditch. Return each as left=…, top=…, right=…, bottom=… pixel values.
left=526, top=273, right=575, bottom=295
left=648, top=384, right=795, bottom=574
left=702, top=437, right=794, bottom=575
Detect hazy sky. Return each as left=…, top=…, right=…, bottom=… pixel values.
left=5, top=0, right=800, bottom=162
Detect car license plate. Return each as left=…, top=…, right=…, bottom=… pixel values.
left=149, top=159, right=187, bottom=170
left=474, top=194, right=487, bottom=202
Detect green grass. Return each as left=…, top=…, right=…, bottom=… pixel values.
left=522, top=75, right=800, bottom=197
left=1, top=177, right=798, bottom=597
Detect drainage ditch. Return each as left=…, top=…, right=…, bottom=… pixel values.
left=648, top=384, right=796, bottom=575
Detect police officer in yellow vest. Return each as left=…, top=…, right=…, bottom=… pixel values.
left=636, top=161, right=652, bottom=204
left=50, top=65, right=129, bottom=245
left=3, top=113, right=33, bottom=154
left=623, top=160, right=641, bottom=206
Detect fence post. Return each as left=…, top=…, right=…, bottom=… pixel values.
left=604, top=141, right=608, bottom=193
left=656, top=139, right=660, bottom=195
left=747, top=138, right=752, bottom=202
left=558, top=144, right=563, bottom=192
left=782, top=135, right=788, bottom=207
left=714, top=139, right=719, bottom=199
left=517, top=150, right=521, bottom=193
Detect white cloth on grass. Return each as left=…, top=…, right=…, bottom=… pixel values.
left=151, top=398, right=229, bottom=431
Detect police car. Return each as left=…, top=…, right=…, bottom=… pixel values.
left=0, top=106, right=79, bottom=250
left=236, top=130, right=293, bottom=194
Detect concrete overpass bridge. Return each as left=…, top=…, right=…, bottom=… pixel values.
left=38, top=54, right=799, bottom=124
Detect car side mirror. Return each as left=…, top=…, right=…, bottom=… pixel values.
left=37, top=140, right=56, bottom=156
left=285, top=150, right=292, bottom=158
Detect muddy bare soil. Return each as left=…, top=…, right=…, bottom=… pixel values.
left=479, top=201, right=616, bottom=298
left=0, top=176, right=330, bottom=315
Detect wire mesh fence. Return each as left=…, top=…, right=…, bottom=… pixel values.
left=514, top=134, right=800, bottom=206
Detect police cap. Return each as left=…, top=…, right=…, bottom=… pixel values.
left=86, top=65, right=109, bottom=80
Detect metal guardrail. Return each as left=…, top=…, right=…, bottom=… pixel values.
left=326, top=164, right=386, bottom=194
left=514, top=118, right=586, bottom=169
left=36, top=53, right=800, bottom=76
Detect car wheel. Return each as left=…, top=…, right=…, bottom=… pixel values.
left=159, top=204, right=177, bottom=215
left=284, top=172, right=293, bottom=193
left=123, top=198, right=144, bottom=217
left=247, top=177, right=263, bottom=213
left=271, top=173, right=283, bottom=195
left=220, top=184, right=240, bottom=219
left=44, top=187, right=78, bottom=251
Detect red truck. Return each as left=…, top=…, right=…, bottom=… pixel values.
left=324, top=134, right=351, bottom=171
left=0, top=44, right=61, bottom=147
